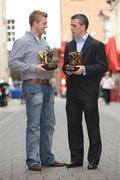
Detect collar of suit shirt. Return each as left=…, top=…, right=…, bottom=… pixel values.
left=75, top=32, right=89, bottom=42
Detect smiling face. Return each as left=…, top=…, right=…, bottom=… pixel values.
left=71, top=18, right=86, bottom=39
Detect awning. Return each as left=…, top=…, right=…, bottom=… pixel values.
left=105, top=37, right=120, bottom=73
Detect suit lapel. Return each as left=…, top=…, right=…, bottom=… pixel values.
left=71, top=40, right=77, bottom=51
left=81, top=35, right=92, bottom=54
left=71, top=35, right=92, bottom=53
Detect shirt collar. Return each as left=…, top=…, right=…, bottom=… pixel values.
left=35, top=36, right=40, bottom=42
left=28, top=31, right=41, bottom=42
left=75, top=32, right=89, bottom=42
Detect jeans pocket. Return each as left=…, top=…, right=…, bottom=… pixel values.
left=22, top=82, right=37, bottom=102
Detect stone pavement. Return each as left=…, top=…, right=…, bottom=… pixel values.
left=0, top=97, right=120, bottom=180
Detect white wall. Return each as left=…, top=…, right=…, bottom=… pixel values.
left=6, top=0, right=61, bottom=50
left=0, top=0, right=9, bottom=81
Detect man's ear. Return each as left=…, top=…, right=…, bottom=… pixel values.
left=82, top=24, right=86, bottom=31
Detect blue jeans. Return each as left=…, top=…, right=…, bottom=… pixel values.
left=22, top=81, right=55, bottom=167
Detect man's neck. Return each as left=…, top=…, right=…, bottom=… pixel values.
left=77, top=32, right=87, bottom=39
left=31, top=29, right=42, bottom=38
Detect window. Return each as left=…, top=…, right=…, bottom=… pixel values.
left=106, top=0, right=116, bottom=4
left=103, top=16, right=111, bottom=41
left=7, top=19, right=15, bottom=42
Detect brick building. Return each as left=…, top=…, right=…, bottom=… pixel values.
left=58, top=0, right=111, bottom=96
left=60, top=0, right=110, bottom=43
left=107, top=0, right=120, bottom=49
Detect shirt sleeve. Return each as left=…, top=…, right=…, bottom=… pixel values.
left=8, top=40, right=36, bottom=73
left=83, top=66, right=86, bottom=75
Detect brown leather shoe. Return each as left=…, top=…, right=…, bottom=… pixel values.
left=48, top=161, right=65, bottom=167
left=28, top=164, right=41, bottom=171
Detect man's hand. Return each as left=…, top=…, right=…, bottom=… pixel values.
left=65, top=71, right=74, bottom=76
left=74, top=65, right=85, bottom=75
left=35, top=64, right=55, bottom=73
left=35, top=64, right=47, bottom=73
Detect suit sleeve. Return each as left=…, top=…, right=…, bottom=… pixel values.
left=62, top=44, right=69, bottom=74
left=85, top=42, right=108, bottom=76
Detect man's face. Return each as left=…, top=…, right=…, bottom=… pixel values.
left=35, top=16, right=48, bottom=35
left=71, top=19, right=85, bottom=38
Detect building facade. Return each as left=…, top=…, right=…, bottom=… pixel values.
left=60, top=0, right=110, bottom=43
left=107, top=0, right=120, bottom=49
left=0, top=0, right=8, bottom=81
left=59, top=0, right=111, bottom=97
left=6, top=0, right=61, bottom=50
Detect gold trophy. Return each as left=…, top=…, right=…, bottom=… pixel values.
left=65, top=51, right=82, bottom=71
left=38, top=50, right=57, bottom=70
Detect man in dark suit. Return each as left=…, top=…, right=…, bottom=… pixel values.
left=62, top=14, right=108, bottom=169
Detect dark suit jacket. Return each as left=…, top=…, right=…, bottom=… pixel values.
left=62, top=35, right=108, bottom=100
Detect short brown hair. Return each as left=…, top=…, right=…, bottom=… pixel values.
left=29, top=10, right=48, bottom=27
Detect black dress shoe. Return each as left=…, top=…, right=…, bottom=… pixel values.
left=87, top=162, right=97, bottom=170
left=66, top=162, right=83, bottom=168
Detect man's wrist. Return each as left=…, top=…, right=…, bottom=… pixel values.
left=83, top=66, right=86, bottom=75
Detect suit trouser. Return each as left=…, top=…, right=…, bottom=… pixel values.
left=66, top=98, right=102, bottom=165
left=102, top=89, right=111, bottom=104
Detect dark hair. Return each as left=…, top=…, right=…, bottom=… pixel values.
left=29, top=10, right=48, bottom=27
left=71, top=14, right=89, bottom=30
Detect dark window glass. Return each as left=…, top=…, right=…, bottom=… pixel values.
left=12, top=20, right=14, bottom=24
left=8, top=37, right=11, bottom=41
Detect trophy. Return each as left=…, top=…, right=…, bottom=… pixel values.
left=65, top=51, right=82, bottom=71
left=38, top=50, right=57, bottom=70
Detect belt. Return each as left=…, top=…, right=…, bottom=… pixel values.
left=24, top=79, right=50, bottom=84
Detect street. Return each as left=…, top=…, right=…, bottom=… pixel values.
left=0, top=97, right=120, bottom=180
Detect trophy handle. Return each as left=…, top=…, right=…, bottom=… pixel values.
left=78, top=51, right=82, bottom=65
left=46, top=50, right=54, bottom=64
left=80, top=52, right=82, bottom=64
